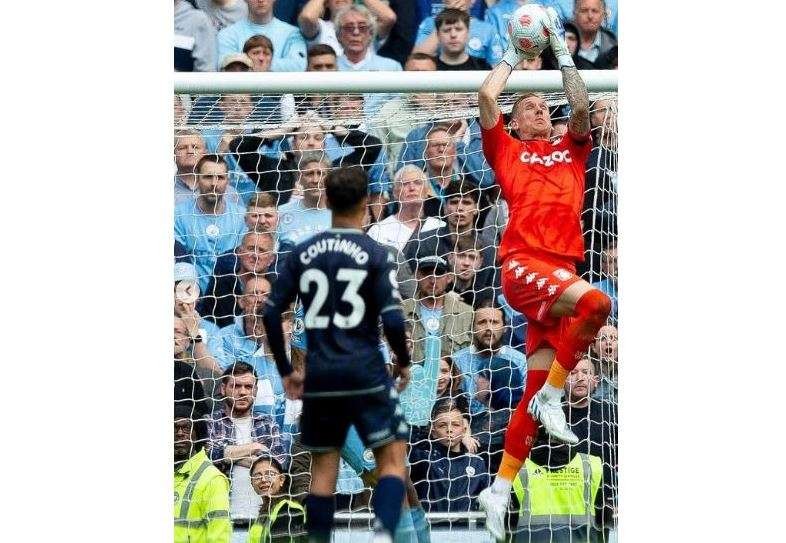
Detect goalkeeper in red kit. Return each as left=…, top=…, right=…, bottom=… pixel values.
left=475, top=8, right=612, bottom=541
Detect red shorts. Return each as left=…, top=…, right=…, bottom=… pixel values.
left=501, top=255, right=582, bottom=357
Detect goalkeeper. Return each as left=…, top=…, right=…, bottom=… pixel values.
left=475, top=8, right=611, bottom=541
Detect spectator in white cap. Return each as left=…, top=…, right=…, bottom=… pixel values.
left=221, top=52, right=254, bottom=71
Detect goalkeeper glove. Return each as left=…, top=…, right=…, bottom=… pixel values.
left=501, top=42, right=522, bottom=68
left=544, top=7, right=575, bottom=69
left=501, top=40, right=540, bottom=69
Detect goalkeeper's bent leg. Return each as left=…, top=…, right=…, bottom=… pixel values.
left=543, top=289, right=612, bottom=397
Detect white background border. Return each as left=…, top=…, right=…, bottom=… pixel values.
left=1, top=1, right=785, bottom=540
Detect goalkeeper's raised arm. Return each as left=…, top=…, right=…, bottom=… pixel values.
left=478, top=39, right=524, bottom=130
left=543, top=7, right=590, bottom=138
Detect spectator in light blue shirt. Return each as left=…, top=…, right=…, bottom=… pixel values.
left=217, top=0, right=308, bottom=71
left=333, top=5, right=403, bottom=72
left=207, top=275, right=289, bottom=429
left=174, top=155, right=248, bottom=293
left=200, top=93, right=259, bottom=204
left=276, top=151, right=333, bottom=253
left=452, top=303, right=525, bottom=415
left=484, top=0, right=570, bottom=51
left=414, top=0, right=503, bottom=66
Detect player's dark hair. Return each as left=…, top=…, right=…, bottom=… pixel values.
left=307, top=43, right=337, bottom=59
left=435, top=8, right=469, bottom=30
left=221, top=361, right=258, bottom=384
left=443, top=177, right=480, bottom=204
left=325, top=166, right=368, bottom=214
left=196, top=153, right=228, bottom=174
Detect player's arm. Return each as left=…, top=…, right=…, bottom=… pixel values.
left=373, top=251, right=411, bottom=371
left=479, top=29, right=536, bottom=130
left=544, top=8, right=590, bottom=138
left=262, top=255, right=300, bottom=378
left=478, top=62, right=512, bottom=129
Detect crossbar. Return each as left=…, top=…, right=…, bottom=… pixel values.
left=174, top=70, right=617, bottom=94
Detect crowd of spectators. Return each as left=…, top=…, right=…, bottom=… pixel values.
left=175, top=0, right=618, bottom=73
left=174, top=0, right=618, bottom=538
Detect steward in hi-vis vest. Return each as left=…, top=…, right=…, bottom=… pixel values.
left=247, top=499, right=306, bottom=543
left=247, top=454, right=307, bottom=542
left=174, top=405, right=231, bottom=543
left=506, top=432, right=611, bottom=543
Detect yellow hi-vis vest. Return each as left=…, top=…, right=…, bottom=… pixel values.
left=174, top=449, right=231, bottom=543
left=512, top=453, right=602, bottom=530
left=247, top=499, right=306, bottom=543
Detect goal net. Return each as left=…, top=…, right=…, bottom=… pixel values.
left=173, top=72, right=618, bottom=542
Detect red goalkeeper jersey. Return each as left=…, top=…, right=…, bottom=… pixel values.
left=481, top=116, right=592, bottom=264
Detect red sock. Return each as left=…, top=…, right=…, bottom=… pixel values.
left=502, top=369, right=549, bottom=463
left=555, top=289, right=612, bottom=373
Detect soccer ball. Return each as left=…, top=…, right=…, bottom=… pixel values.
left=507, top=3, right=551, bottom=57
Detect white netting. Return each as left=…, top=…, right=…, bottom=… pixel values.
left=173, top=87, right=618, bottom=541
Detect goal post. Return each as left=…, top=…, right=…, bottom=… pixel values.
left=173, top=69, right=618, bottom=541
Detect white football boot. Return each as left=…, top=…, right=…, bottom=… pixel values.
left=478, top=486, right=509, bottom=542
left=527, top=389, right=579, bottom=445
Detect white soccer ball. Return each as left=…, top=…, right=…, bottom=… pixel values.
left=507, top=3, right=551, bottom=57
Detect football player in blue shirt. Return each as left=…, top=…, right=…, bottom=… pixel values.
left=264, top=166, right=412, bottom=542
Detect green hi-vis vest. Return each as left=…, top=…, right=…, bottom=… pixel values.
left=512, top=453, right=602, bottom=530
left=174, top=449, right=231, bottom=543
left=247, top=499, right=306, bottom=543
